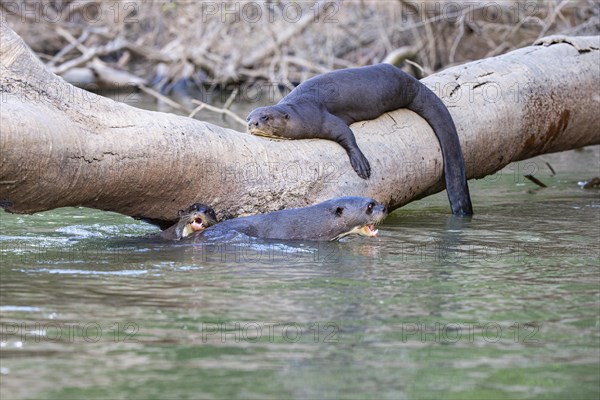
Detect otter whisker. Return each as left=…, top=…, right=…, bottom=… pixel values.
left=249, top=130, right=292, bottom=140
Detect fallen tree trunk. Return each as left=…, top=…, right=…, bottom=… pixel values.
left=1, top=22, right=599, bottom=227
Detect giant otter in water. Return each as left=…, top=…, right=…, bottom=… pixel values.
left=164, top=197, right=387, bottom=241
left=246, top=63, right=473, bottom=216
left=159, top=203, right=217, bottom=240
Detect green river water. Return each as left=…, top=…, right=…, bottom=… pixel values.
left=0, top=95, right=599, bottom=399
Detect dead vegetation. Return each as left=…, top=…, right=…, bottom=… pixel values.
left=3, top=0, right=599, bottom=91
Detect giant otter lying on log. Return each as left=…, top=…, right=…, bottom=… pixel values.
left=246, top=64, right=473, bottom=216
left=163, top=197, right=387, bottom=241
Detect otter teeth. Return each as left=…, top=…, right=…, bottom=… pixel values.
left=368, top=224, right=378, bottom=236
left=190, top=218, right=204, bottom=231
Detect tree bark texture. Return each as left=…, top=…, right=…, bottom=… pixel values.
left=1, top=22, right=599, bottom=226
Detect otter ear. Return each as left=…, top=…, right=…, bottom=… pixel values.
left=335, top=207, right=344, bottom=216
left=177, top=209, right=184, bottom=217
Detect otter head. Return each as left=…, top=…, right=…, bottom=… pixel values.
left=246, top=106, right=290, bottom=138
left=175, top=203, right=217, bottom=240
left=328, top=197, right=388, bottom=241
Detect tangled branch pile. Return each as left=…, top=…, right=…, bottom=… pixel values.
left=3, top=0, right=599, bottom=90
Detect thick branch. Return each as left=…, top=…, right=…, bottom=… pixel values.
left=1, top=22, right=599, bottom=226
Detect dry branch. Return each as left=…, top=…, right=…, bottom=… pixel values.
left=5, top=1, right=597, bottom=87
left=1, top=22, right=599, bottom=227
left=189, top=100, right=246, bottom=127
left=241, top=0, right=330, bottom=68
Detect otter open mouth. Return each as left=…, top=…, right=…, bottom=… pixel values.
left=180, top=216, right=206, bottom=238
left=190, top=217, right=204, bottom=232
left=331, top=223, right=380, bottom=241
left=358, top=224, right=379, bottom=237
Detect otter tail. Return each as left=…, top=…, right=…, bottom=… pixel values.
left=407, top=80, right=473, bottom=216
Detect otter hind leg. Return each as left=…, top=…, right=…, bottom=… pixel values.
left=324, top=116, right=371, bottom=179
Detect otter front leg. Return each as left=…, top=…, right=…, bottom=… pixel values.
left=323, top=116, right=371, bottom=179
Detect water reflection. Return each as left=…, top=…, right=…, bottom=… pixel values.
left=1, top=148, right=599, bottom=398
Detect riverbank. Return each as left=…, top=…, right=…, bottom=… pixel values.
left=4, top=0, right=598, bottom=92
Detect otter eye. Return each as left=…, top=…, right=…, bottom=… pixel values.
left=335, top=207, right=344, bottom=216
left=366, top=202, right=375, bottom=214
left=260, top=115, right=269, bottom=122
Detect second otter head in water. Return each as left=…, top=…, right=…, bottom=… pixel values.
left=174, top=203, right=217, bottom=240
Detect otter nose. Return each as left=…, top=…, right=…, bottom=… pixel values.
left=247, top=120, right=259, bottom=128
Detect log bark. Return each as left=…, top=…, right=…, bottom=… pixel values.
left=1, top=22, right=599, bottom=227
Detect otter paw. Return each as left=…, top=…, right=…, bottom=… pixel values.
left=350, top=153, right=371, bottom=179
